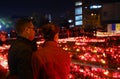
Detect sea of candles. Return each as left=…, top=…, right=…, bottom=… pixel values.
left=0, top=36, right=120, bottom=79
left=59, top=36, right=120, bottom=79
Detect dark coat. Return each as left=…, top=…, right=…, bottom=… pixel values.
left=32, top=41, right=71, bottom=79
left=8, top=36, right=37, bottom=79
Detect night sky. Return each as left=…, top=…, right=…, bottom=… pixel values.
left=0, top=0, right=74, bottom=17
left=0, top=0, right=119, bottom=17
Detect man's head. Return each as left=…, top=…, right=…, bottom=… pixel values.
left=41, top=23, right=59, bottom=42
left=15, top=18, right=35, bottom=41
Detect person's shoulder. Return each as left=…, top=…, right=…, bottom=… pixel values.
left=32, top=46, right=44, bottom=60
left=12, top=39, right=24, bottom=46
left=38, top=46, right=42, bottom=50
left=59, top=48, right=70, bottom=57
left=33, top=46, right=42, bottom=54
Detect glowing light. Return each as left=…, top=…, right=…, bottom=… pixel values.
left=100, top=59, right=106, bottom=64
left=103, top=70, right=109, bottom=75
left=79, top=69, right=84, bottom=72
left=0, top=24, right=2, bottom=29
left=68, top=74, right=74, bottom=79
left=76, top=48, right=80, bottom=52
left=113, top=72, right=120, bottom=78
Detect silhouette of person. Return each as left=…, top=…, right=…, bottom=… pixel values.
left=32, top=23, right=71, bottom=79
left=0, top=31, right=8, bottom=46
left=7, top=18, right=37, bottom=79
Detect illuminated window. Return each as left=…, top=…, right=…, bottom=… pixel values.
left=75, top=7, right=82, bottom=15
left=75, top=1, right=82, bottom=6
left=75, top=15, right=82, bottom=21
left=90, top=5, right=102, bottom=9
left=75, top=21, right=83, bottom=25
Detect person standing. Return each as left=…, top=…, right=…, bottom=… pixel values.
left=0, top=31, right=8, bottom=46
left=7, top=18, right=37, bottom=79
left=32, top=23, right=71, bottom=79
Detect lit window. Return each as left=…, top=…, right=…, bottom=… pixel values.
left=75, top=7, right=82, bottom=15
left=90, top=5, right=102, bottom=9
left=75, top=1, right=82, bottom=6
left=75, top=21, right=83, bottom=25
left=75, top=15, right=82, bottom=21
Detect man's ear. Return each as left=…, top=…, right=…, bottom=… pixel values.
left=54, top=33, right=59, bottom=42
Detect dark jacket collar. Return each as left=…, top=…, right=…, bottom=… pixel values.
left=17, top=36, right=37, bottom=52
left=17, top=36, right=32, bottom=43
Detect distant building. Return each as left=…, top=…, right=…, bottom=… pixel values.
left=74, top=0, right=102, bottom=29
left=74, top=0, right=83, bottom=26
left=101, top=2, right=120, bottom=23
left=101, top=2, right=120, bottom=33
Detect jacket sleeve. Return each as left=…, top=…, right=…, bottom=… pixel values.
left=32, top=52, right=40, bottom=79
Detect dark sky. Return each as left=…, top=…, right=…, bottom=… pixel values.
left=0, top=0, right=74, bottom=17
left=0, top=0, right=119, bottom=17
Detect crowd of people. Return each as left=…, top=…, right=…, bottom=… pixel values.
left=0, top=24, right=97, bottom=47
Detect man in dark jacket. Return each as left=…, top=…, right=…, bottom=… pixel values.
left=7, top=18, right=37, bottom=79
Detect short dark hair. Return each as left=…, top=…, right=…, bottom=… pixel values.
left=41, top=23, right=59, bottom=41
left=15, top=18, right=32, bottom=35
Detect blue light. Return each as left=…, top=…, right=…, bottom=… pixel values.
left=0, top=25, right=2, bottom=29
left=90, top=5, right=102, bottom=9
left=112, top=24, right=116, bottom=31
